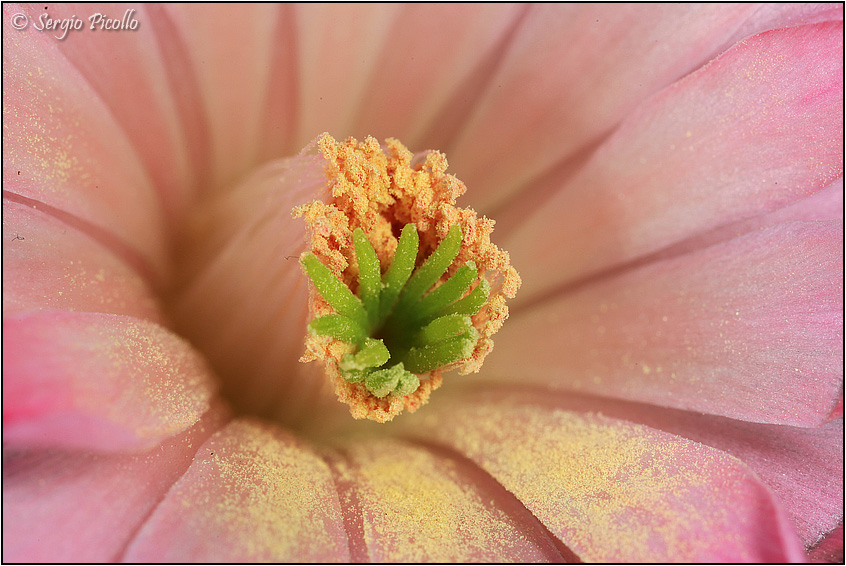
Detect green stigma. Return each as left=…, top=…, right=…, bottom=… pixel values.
left=300, top=224, right=488, bottom=398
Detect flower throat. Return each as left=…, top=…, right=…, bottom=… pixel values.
left=295, top=134, right=520, bottom=423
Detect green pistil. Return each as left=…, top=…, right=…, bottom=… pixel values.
left=302, top=224, right=488, bottom=398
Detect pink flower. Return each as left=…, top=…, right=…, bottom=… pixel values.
left=3, top=3, right=842, bottom=562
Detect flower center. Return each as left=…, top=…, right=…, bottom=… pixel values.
left=295, top=134, right=521, bottom=422
left=162, top=133, right=519, bottom=429
left=302, top=223, right=485, bottom=397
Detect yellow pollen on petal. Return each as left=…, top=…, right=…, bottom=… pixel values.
left=294, top=134, right=521, bottom=422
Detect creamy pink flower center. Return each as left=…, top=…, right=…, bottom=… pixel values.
left=162, top=154, right=330, bottom=429
left=160, top=134, right=521, bottom=432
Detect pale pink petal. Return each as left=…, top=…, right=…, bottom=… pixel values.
left=254, top=4, right=298, bottom=163
left=2, top=403, right=229, bottom=562
left=338, top=438, right=571, bottom=562
left=637, top=178, right=844, bottom=264
left=3, top=311, right=216, bottom=451
left=446, top=3, right=761, bottom=210
left=831, top=396, right=844, bottom=421
left=727, top=3, right=844, bottom=44
left=486, top=221, right=842, bottom=427
left=23, top=4, right=198, bottom=223
left=3, top=6, right=170, bottom=281
left=3, top=199, right=161, bottom=321
left=349, top=4, right=527, bottom=148
left=757, top=178, right=844, bottom=224
left=123, top=419, right=349, bottom=562
left=162, top=4, right=285, bottom=190
left=292, top=4, right=401, bottom=147
left=469, top=384, right=842, bottom=550
left=808, top=524, right=844, bottom=563
left=169, top=154, right=338, bottom=424
left=636, top=411, right=844, bottom=550
left=398, top=393, right=806, bottom=562
left=504, top=22, right=843, bottom=300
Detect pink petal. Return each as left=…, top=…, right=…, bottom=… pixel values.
left=338, top=438, right=571, bottom=562
left=486, top=221, right=842, bottom=427
left=2, top=403, right=229, bottom=562
left=123, top=419, right=349, bottom=562
left=348, top=4, right=527, bottom=148
left=3, top=199, right=161, bottom=322
left=254, top=4, right=298, bottom=164
left=162, top=4, right=284, bottom=190
left=169, top=155, right=339, bottom=423
left=637, top=411, right=844, bottom=550
left=504, top=22, right=843, bottom=300
left=3, top=311, right=216, bottom=451
left=728, top=3, right=844, bottom=44
left=22, top=4, right=198, bottom=223
left=759, top=178, right=844, bottom=224
left=292, top=4, right=401, bottom=146
left=446, top=3, right=760, bottom=211
left=473, top=384, right=843, bottom=550
left=3, top=6, right=170, bottom=281
left=640, top=179, right=844, bottom=263
left=399, top=392, right=806, bottom=562
left=808, top=524, right=844, bottom=563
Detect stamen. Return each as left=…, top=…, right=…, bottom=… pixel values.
left=352, top=229, right=381, bottom=329
left=402, top=327, right=479, bottom=374
left=412, top=262, right=478, bottom=323
left=413, top=315, right=474, bottom=346
left=378, top=224, right=419, bottom=322
left=308, top=314, right=366, bottom=344
left=390, top=224, right=462, bottom=320
left=436, top=279, right=491, bottom=319
left=294, top=134, right=521, bottom=422
left=300, top=254, right=368, bottom=332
